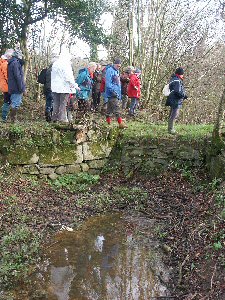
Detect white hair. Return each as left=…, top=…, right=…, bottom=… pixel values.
left=4, top=49, right=14, bottom=59
left=88, top=61, right=97, bottom=68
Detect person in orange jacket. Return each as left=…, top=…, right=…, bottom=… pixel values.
left=0, top=49, right=14, bottom=122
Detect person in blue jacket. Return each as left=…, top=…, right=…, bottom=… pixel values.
left=105, top=58, right=127, bottom=129
left=165, top=67, right=188, bottom=134
left=7, top=48, right=26, bottom=122
left=76, top=62, right=97, bottom=113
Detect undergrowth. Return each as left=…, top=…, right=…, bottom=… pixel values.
left=0, top=225, right=42, bottom=288
left=49, top=172, right=100, bottom=192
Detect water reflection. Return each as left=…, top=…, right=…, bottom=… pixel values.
left=50, top=266, right=75, bottom=300
left=42, top=213, right=171, bottom=299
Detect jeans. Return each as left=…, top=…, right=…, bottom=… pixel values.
left=129, top=97, right=139, bottom=115
left=1, top=93, right=11, bottom=121
left=122, top=95, right=128, bottom=109
left=11, top=94, right=23, bottom=109
left=168, top=107, right=180, bottom=132
left=45, top=90, right=53, bottom=113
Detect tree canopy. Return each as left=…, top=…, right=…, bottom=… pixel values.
left=0, top=0, right=110, bottom=53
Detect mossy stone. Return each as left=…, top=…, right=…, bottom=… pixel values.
left=39, top=144, right=83, bottom=166
left=7, top=146, right=39, bottom=165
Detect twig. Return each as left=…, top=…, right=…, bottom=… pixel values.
left=187, top=293, right=198, bottom=300
left=210, top=263, right=217, bottom=289
left=150, top=297, right=178, bottom=299
left=139, top=209, right=172, bottom=220
left=178, top=254, right=189, bottom=286
left=45, top=240, right=60, bottom=250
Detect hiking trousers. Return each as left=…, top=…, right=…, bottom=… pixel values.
left=52, top=93, right=69, bottom=122
left=168, top=107, right=180, bottom=132
left=106, top=97, right=121, bottom=119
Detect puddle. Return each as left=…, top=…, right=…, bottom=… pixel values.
left=18, top=213, right=172, bottom=299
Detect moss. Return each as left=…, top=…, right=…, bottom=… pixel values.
left=60, top=131, right=75, bottom=144
left=209, top=154, right=225, bottom=179
left=31, top=133, right=54, bottom=147
left=8, top=125, right=25, bottom=140
left=0, top=140, right=11, bottom=156
left=39, top=144, right=80, bottom=166
left=7, top=146, right=39, bottom=165
left=89, top=142, right=106, bottom=157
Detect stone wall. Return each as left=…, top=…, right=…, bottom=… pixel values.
left=0, top=124, right=119, bottom=179
left=0, top=123, right=224, bottom=180
left=106, top=137, right=205, bottom=177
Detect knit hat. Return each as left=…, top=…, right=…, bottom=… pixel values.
left=124, top=66, right=134, bottom=74
left=175, top=67, right=184, bottom=75
left=114, top=58, right=122, bottom=65
left=135, top=68, right=141, bottom=74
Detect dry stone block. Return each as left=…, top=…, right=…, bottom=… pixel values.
left=55, top=166, right=67, bottom=175
left=88, top=159, right=107, bottom=169
left=87, top=129, right=99, bottom=142
left=75, top=129, right=87, bottom=144
left=28, top=153, right=39, bottom=164
left=66, top=164, right=81, bottom=174
left=39, top=144, right=83, bottom=166
left=83, top=142, right=112, bottom=161
left=81, top=163, right=89, bottom=172
left=48, top=173, right=58, bottom=180
left=22, top=165, right=40, bottom=175
left=40, top=167, right=55, bottom=175
left=7, top=146, right=38, bottom=165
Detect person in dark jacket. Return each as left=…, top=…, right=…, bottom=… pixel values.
left=165, top=67, right=187, bottom=134
left=7, top=48, right=26, bottom=122
left=43, top=64, right=53, bottom=122
left=120, top=69, right=130, bottom=110
left=92, top=63, right=102, bottom=111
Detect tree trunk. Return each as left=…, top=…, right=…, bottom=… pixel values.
left=128, top=0, right=134, bottom=66
left=213, top=88, right=225, bottom=142
left=20, top=26, right=29, bottom=81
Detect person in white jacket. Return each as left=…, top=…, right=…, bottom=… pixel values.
left=51, top=52, right=79, bottom=123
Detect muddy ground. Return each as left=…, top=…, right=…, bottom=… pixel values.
left=0, top=168, right=224, bottom=300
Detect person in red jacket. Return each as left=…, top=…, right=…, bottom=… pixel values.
left=127, top=68, right=141, bottom=116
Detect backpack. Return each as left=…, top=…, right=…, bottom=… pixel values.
left=37, top=68, right=47, bottom=84
left=162, top=83, right=171, bottom=96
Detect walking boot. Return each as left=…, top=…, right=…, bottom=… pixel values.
left=168, top=129, right=176, bottom=135
left=118, top=122, right=128, bottom=129
left=10, top=108, right=18, bottom=123
left=45, top=111, right=52, bottom=122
